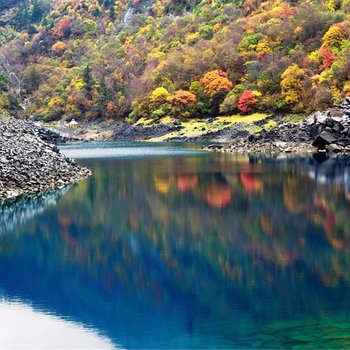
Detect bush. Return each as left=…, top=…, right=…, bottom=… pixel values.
left=220, top=94, right=239, bottom=114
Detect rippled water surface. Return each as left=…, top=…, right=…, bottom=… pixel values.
left=1, top=142, right=350, bottom=348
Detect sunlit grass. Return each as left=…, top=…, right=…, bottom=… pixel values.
left=214, top=113, right=269, bottom=124
left=146, top=113, right=271, bottom=141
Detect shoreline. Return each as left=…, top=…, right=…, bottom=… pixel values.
left=52, top=99, right=350, bottom=156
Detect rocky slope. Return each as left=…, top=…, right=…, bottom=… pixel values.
left=0, top=117, right=91, bottom=200
left=203, top=99, right=350, bottom=154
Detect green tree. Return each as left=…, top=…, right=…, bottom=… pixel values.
left=30, top=0, right=44, bottom=23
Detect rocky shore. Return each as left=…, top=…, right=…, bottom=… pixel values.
left=0, top=117, right=91, bottom=200
left=202, top=99, right=350, bottom=154
left=112, top=120, right=183, bottom=141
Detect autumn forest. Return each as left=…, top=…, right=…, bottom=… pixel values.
left=1, top=0, right=350, bottom=123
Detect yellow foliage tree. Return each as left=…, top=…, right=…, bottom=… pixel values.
left=150, top=87, right=169, bottom=106
left=322, top=24, right=348, bottom=51
left=280, top=64, right=305, bottom=105
left=327, top=0, right=341, bottom=11
left=52, top=41, right=67, bottom=56
left=343, top=81, right=350, bottom=96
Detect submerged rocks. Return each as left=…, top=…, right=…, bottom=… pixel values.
left=0, top=117, right=91, bottom=200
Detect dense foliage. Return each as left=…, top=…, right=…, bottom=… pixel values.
left=1, top=0, right=350, bottom=121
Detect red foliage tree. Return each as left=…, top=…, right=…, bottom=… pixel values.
left=237, top=90, right=260, bottom=113
left=319, top=46, right=337, bottom=70
left=54, top=18, right=71, bottom=38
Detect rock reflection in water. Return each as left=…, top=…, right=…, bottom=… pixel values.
left=0, top=150, right=350, bottom=348
left=0, top=187, right=70, bottom=235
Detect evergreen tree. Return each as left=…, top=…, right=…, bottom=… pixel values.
left=83, top=65, right=93, bottom=99
left=109, top=0, right=116, bottom=21
left=30, top=0, right=44, bottom=23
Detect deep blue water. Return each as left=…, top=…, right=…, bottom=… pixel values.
left=1, top=142, right=350, bottom=348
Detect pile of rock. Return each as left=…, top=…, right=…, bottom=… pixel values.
left=0, top=117, right=91, bottom=200
left=307, top=99, right=350, bottom=152
left=204, top=98, right=350, bottom=154
left=34, top=126, right=72, bottom=144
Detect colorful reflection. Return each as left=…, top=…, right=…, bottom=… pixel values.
left=1, top=149, right=350, bottom=348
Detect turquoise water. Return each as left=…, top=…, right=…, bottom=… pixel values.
left=1, top=142, right=350, bottom=348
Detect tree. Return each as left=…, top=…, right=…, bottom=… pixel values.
left=237, top=90, right=261, bottom=113
left=23, top=67, right=40, bottom=93
left=200, top=70, right=233, bottom=97
left=220, top=94, right=238, bottom=114
left=54, top=18, right=71, bottom=38
left=52, top=41, right=67, bottom=55
left=280, top=64, right=305, bottom=105
left=109, top=0, right=116, bottom=21
left=150, top=87, right=169, bottom=106
left=83, top=65, right=93, bottom=93
left=30, top=0, right=44, bottom=23
left=323, top=24, right=348, bottom=51
left=319, top=46, right=337, bottom=70
left=199, top=25, right=214, bottom=40
left=170, top=90, right=197, bottom=108
left=82, top=19, right=97, bottom=33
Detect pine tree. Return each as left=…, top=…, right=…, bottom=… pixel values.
left=30, top=0, right=43, bottom=23
left=109, top=0, right=116, bottom=21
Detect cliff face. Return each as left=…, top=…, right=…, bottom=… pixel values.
left=0, top=52, right=21, bottom=95
left=0, top=52, right=22, bottom=116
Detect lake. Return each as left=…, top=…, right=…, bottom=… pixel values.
left=1, top=142, right=350, bottom=348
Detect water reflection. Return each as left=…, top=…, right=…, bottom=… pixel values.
left=0, top=299, right=116, bottom=349
left=1, top=147, right=350, bottom=348
left=0, top=188, right=70, bottom=234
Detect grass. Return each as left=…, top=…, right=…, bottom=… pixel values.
left=262, top=119, right=277, bottom=131
left=146, top=113, right=270, bottom=141
left=281, top=114, right=304, bottom=123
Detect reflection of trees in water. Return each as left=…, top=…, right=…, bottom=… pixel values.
left=0, top=187, right=70, bottom=235
left=1, top=155, right=350, bottom=347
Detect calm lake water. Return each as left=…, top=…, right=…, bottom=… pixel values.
left=1, top=142, right=350, bottom=348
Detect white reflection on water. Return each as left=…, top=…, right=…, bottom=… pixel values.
left=0, top=300, right=118, bottom=349
left=60, top=142, right=199, bottom=159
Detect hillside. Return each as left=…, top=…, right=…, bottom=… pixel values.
left=1, top=0, right=350, bottom=123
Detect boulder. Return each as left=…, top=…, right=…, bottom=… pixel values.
left=327, top=143, right=343, bottom=153
left=312, top=131, right=337, bottom=150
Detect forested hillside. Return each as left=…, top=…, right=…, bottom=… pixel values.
left=1, top=0, right=350, bottom=122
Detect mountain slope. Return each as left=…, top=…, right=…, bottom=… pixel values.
left=1, top=0, right=350, bottom=121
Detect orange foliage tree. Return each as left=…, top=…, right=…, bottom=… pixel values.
left=200, top=70, right=233, bottom=97
left=170, top=90, right=197, bottom=108
left=52, top=41, right=67, bottom=55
